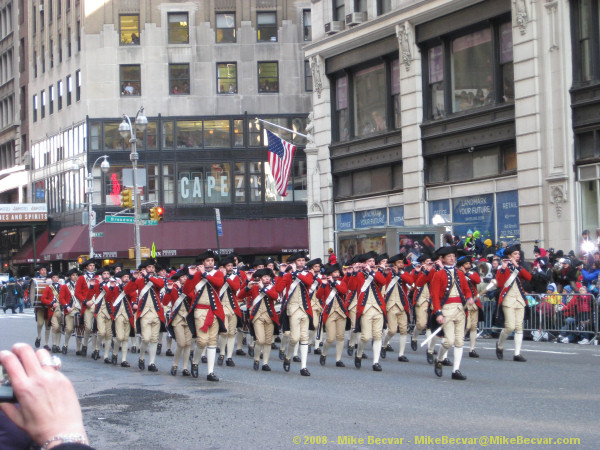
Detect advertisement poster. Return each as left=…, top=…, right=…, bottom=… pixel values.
left=398, top=232, right=437, bottom=261
left=339, top=235, right=386, bottom=265
left=336, top=213, right=354, bottom=231
left=428, top=199, right=451, bottom=224
left=452, top=194, right=494, bottom=241
left=388, top=206, right=405, bottom=226
left=355, top=208, right=387, bottom=228
left=496, top=190, right=520, bottom=243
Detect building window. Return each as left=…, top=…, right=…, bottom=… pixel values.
left=176, top=120, right=202, bottom=148
left=391, top=59, right=401, bottom=129
left=257, top=12, right=277, bottom=42
left=216, top=13, right=236, bottom=43
left=217, top=62, right=237, bottom=94
left=169, top=64, right=190, bottom=94
left=429, top=46, right=444, bottom=119
left=66, top=75, right=72, bottom=105
left=67, top=27, right=71, bottom=57
left=304, top=60, right=313, bottom=91
left=354, top=63, right=386, bottom=137
left=168, top=12, right=189, bottom=44
left=58, top=33, right=62, bottom=62
left=49, top=39, right=53, bottom=68
left=120, top=65, right=141, bottom=96
left=377, top=0, right=392, bottom=15
left=303, top=10, right=311, bottom=41
left=333, top=0, right=345, bottom=21
left=249, top=162, right=263, bottom=202
left=49, top=86, right=54, bottom=114
left=49, top=0, right=53, bottom=23
left=258, top=62, right=278, bottom=92
left=120, top=15, right=140, bottom=45
left=33, top=94, right=38, bottom=122
left=41, top=90, right=46, bottom=118
left=33, top=50, right=37, bottom=77
left=335, top=76, right=349, bottom=141
left=32, top=6, right=36, bottom=33
left=499, top=22, right=514, bottom=103
left=77, top=21, right=81, bottom=51
left=234, top=162, right=246, bottom=202
left=58, top=80, right=63, bottom=110
left=57, top=0, right=61, bottom=18
left=204, top=120, right=230, bottom=148
left=76, top=70, right=81, bottom=101
left=41, top=45, right=45, bottom=73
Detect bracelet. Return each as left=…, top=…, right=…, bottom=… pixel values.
left=41, top=434, right=88, bottom=450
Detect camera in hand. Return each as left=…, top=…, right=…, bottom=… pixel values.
left=0, top=362, right=16, bottom=403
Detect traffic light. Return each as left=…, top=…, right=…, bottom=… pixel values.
left=120, top=189, right=133, bottom=208
left=150, top=206, right=164, bottom=222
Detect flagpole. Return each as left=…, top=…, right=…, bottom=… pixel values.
left=256, top=118, right=309, bottom=139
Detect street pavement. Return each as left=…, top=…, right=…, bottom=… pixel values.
left=1, top=309, right=599, bottom=449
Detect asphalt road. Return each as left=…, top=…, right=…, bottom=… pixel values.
left=1, top=309, right=599, bottom=450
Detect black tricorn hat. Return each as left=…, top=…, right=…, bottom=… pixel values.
left=48, top=271, right=60, bottom=278
left=505, top=244, right=521, bottom=256
left=348, top=255, right=359, bottom=265
left=306, top=258, right=323, bottom=268
left=325, top=263, right=342, bottom=275
left=417, top=253, right=433, bottom=263
left=435, top=246, right=457, bottom=257
left=170, top=268, right=189, bottom=280
left=253, top=268, right=275, bottom=279
left=358, top=251, right=378, bottom=263
left=253, top=258, right=266, bottom=268
left=79, top=259, right=97, bottom=269
left=101, top=266, right=112, bottom=274
left=388, top=254, right=403, bottom=264
left=116, top=270, right=131, bottom=279
left=140, top=259, right=157, bottom=268
left=36, top=264, right=49, bottom=271
left=196, top=251, right=217, bottom=264
left=287, top=251, right=307, bottom=262
left=375, top=253, right=389, bottom=264
left=219, top=255, right=236, bottom=267
left=66, top=268, right=81, bottom=277
left=456, top=255, right=473, bottom=266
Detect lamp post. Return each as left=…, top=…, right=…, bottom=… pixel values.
left=87, top=155, right=110, bottom=260
left=119, top=106, right=148, bottom=268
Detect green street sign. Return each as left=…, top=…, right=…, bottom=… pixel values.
left=106, top=216, right=135, bottom=224
left=92, top=232, right=104, bottom=237
left=140, top=219, right=158, bottom=226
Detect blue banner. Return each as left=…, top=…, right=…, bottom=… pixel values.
left=388, top=206, right=404, bottom=226
left=428, top=199, right=451, bottom=224
left=356, top=208, right=387, bottom=229
left=452, top=194, right=494, bottom=241
left=496, top=190, right=520, bottom=243
left=336, top=213, right=354, bottom=231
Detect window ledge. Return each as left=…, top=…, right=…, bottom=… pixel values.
left=425, top=171, right=516, bottom=188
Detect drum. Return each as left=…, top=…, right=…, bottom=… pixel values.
left=74, top=312, right=85, bottom=339
left=239, top=304, right=251, bottom=332
left=29, top=279, right=50, bottom=309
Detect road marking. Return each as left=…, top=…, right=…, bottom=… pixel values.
left=479, top=346, right=578, bottom=355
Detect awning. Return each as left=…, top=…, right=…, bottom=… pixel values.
left=39, top=219, right=308, bottom=261
left=12, top=230, right=50, bottom=264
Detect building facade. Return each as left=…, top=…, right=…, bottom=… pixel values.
left=15, top=0, right=313, bottom=272
left=305, top=0, right=582, bottom=261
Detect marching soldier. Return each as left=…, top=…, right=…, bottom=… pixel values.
left=59, top=268, right=83, bottom=355
left=75, top=259, right=99, bottom=357
left=40, top=272, right=63, bottom=354
left=183, top=251, right=226, bottom=382
left=430, top=247, right=473, bottom=380
left=276, top=251, right=315, bottom=376
left=411, top=253, right=438, bottom=362
left=217, top=256, right=243, bottom=367
left=164, top=269, right=193, bottom=376
left=495, top=244, right=531, bottom=362
left=156, top=265, right=172, bottom=356
left=94, top=267, right=114, bottom=363
left=351, top=251, right=387, bottom=371
left=306, top=258, right=324, bottom=354
left=381, top=254, right=414, bottom=362
left=111, top=271, right=137, bottom=367
left=345, top=256, right=365, bottom=359
left=456, top=254, right=483, bottom=358
left=127, top=260, right=166, bottom=372
left=316, top=264, right=349, bottom=367
left=238, top=268, right=280, bottom=371
left=33, top=265, right=51, bottom=350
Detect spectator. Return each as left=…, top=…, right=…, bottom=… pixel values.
left=327, top=248, right=337, bottom=265
left=554, top=258, right=578, bottom=292
left=2, top=278, right=21, bottom=314
left=131, top=33, right=140, bottom=44
left=15, top=279, right=25, bottom=313
left=557, top=284, right=593, bottom=344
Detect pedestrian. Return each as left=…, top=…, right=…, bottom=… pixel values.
left=2, top=277, right=20, bottom=314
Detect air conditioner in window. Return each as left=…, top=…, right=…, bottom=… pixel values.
left=345, top=12, right=366, bottom=26
left=325, top=21, right=344, bottom=35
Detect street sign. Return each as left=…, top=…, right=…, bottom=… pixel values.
left=92, top=232, right=104, bottom=237
left=215, top=208, right=223, bottom=237
left=106, top=215, right=135, bottom=224
left=140, top=219, right=158, bottom=226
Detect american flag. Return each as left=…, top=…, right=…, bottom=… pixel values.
left=266, top=129, right=296, bottom=197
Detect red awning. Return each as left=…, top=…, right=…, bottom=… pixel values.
left=39, top=219, right=308, bottom=261
left=39, top=225, right=89, bottom=262
left=12, top=230, right=50, bottom=264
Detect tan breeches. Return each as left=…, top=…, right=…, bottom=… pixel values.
left=441, top=303, right=466, bottom=349
left=387, top=305, right=408, bottom=336
left=325, top=311, right=346, bottom=344
left=360, top=307, right=384, bottom=342
left=194, top=309, right=219, bottom=347
left=414, top=301, right=429, bottom=331
left=172, top=315, right=193, bottom=347
left=289, top=308, right=310, bottom=345
left=253, top=313, right=274, bottom=346
left=220, top=312, right=237, bottom=338
left=140, top=313, right=160, bottom=344
left=115, top=314, right=131, bottom=342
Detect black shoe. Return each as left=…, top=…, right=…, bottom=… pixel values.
left=496, top=343, right=503, bottom=360
left=469, top=350, right=479, bottom=358
left=217, top=355, right=224, bottom=366
left=361, top=353, right=368, bottom=360
left=80, top=346, right=87, bottom=357
left=451, top=370, right=467, bottom=380
left=426, top=351, right=434, bottom=364
left=92, top=350, right=100, bottom=360
left=300, top=368, right=311, bottom=376
left=385, top=344, right=394, bottom=352
left=51, top=345, right=59, bottom=353
left=248, top=347, right=255, bottom=357
left=260, top=353, right=263, bottom=359
left=138, top=359, right=145, bottom=370
left=191, top=364, right=199, bottom=378
left=354, top=355, right=361, bottom=369
left=320, top=355, right=326, bottom=366
left=156, top=344, right=162, bottom=355
left=62, top=346, right=68, bottom=355
left=398, top=355, right=409, bottom=362
left=314, top=348, right=322, bottom=355
left=434, top=360, right=443, bottom=377
left=347, top=346, right=354, bottom=357
left=131, top=346, right=137, bottom=354
left=226, top=358, right=235, bottom=367
left=201, top=356, right=207, bottom=364
left=216, top=347, right=220, bottom=354
left=236, top=349, right=246, bottom=356
left=513, top=354, right=527, bottom=362
left=253, top=360, right=260, bottom=371
left=372, top=363, right=382, bottom=372
left=170, top=366, right=177, bottom=376
left=148, top=364, right=158, bottom=372
left=441, top=358, right=452, bottom=366
left=166, top=349, right=174, bottom=357
left=112, top=354, right=118, bottom=365
left=207, top=372, right=219, bottom=382
left=275, top=336, right=281, bottom=343
left=293, top=356, right=300, bottom=363
left=380, top=347, right=387, bottom=359
left=121, top=361, right=130, bottom=368
left=283, top=358, right=291, bottom=372
left=181, top=369, right=191, bottom=376
left=43, top=345, right=51, bottom=351
left=336, top=361, right=345, bottom=367
left=104, top=357, right=111, bottom=364
left=278, top=349, right=285, bottom=360
left=271, top=343, right=278, bottom=349
left=262, top=364, right=271, bottom=372
left=76, top=349, right=82, bottom=356
left=137, top=347, right=140, bottom=353
left=410, top=336, right=418, bottom=351
left=35, top=338, right=41, bottom=348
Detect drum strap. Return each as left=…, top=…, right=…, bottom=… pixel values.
left=67, top=284, right=80, bottom=310
left=50, top=285, right=60, bottom=301
left=94, top=290, right=106, bottom=305
left=325, top=287, right=338, bottom=306
left=113, top=291, right=127, bottom=308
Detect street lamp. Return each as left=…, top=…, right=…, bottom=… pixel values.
left=87, top=155, right=110, bottom=260
left=119, top=106, right=148, bottom=268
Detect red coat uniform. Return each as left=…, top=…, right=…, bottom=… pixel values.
left=221, top=272, right=243, bottom=318
left=111, top=283, right=136, bottom=329
left=430, top=267, right=472, bottom=312
left=464, top=270, right=483, bottom=309
left=237, top=283, right=280, bottom=325
left=75, top=273, right=99, bottom=313
left=316, top=278, right=349, bottom=327
left=41, top=283, right=61, bottom=321
left=384, top=269, right=414, bottom=315
left=413, top=267, right=437, bottom=305
left=59, top=280, right=79, bottom=312
left=275, top=270, right=315, bottom=331
left=353, top=269, right=387, bottom=332
left=183, top=270, right=226, bottom=330
left=496, top=264, right=532, bottom=306
left=133, top=275, right=166, bottom=322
